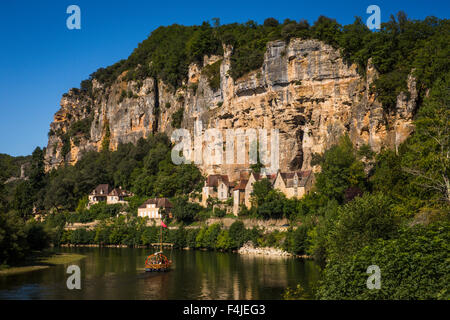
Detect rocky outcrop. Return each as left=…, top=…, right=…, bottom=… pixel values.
left=238, top=241, right=292, bottom=257
left=45, top=38, right=417, bottom=178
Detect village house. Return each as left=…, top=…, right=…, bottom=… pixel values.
left=107, top=187, right=133, bottom=204
left=201, top=174, right=232, bottom=206
left=88, top=184, right=111, bottom=205
left=88, top=184, right=133, bottom=206
left=204, top=170, right=314, bottom=215
left=272, top=170, right=314, bottom=199
left=138, top=198, right=173, bottom=220
left=244, top=172, right=277, bottom=208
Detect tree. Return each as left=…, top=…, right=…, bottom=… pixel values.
left=251, top=178, right=273, bottom=206
left=0, top=211, right=29, bottom=265
left=228, top=221, right=247, bottom=249
left=402, top=75, right=450, bottom=204
left=315, top=135, right=366, bottom=203
left=317, top=222, right=449, bottom=300
left=13, top=181, right=34, bottom=220
left=328, top=193, right=398, bottom=259
left=264, top=18, right=279, bottom=27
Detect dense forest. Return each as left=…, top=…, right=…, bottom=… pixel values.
left=1, top=13, right=449, bottom=299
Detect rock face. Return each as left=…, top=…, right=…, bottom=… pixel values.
left=44, top=39, right=417, bottom=179
left=238, top=241, right=292, bottom=257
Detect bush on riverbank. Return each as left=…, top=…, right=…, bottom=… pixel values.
left=56, top=217, right=297, bottom=253
left=0, top=211, right=49, bottom=266
left=316, top=222, right=449, bottom=300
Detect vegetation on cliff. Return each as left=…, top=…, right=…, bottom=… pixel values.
left=80, top=13, right=448, bottom=115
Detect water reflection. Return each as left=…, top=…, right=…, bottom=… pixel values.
left=0, top=247, right=320, bottom=300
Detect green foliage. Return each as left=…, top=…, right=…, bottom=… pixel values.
left=328, top=193, right=399, bottom=259
left=316, top=222, right=449, bottom=300
left=171, top=108, right=184, bottom=129
left=172, top=196, right=203, bottom=223
left=228, top=221, right=247, bottom=249
left=216, top=229, right=232, bottom=250
left=0, top=211, right=28, bottom=265
left=101, top=122, right=111, bottom=151
left=13, top=181, right=34, bottom=220
left=0, top=211, right=50, bottom=266
left=283, top=225, right=308, bottom=255
left=283, top=284, right=307, bottom=300
left=202, top=59, right=222, bottom=90
left=251, top=178, right=273, bottom=206
left=315, top=135, right=366, bottom=203
left=68, top=117, right=93, bottom=139
left=202, top=223, right=222, bottom=249
left=400, top=74, right=450, bottom=204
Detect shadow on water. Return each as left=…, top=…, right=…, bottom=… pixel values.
left=0, top=247, right=321, bottom=300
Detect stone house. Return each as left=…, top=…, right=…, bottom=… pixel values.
left=88, top=184, right=111, bottom=205
left=138, top=198, right=173, bottom=220
left=244, top=172, right=277, bottom=208
left=107, top=187, right=133, bottom=204
left=272, top=170, right=314, bottom=199
left=202, top=174, right=231, bottom=206
left=88, top=184, right=132, bottom=206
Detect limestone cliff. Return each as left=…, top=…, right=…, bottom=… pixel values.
left=45, top=38, right=417, bottom=180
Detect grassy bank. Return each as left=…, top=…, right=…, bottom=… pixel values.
left=0, top=252, right=86, bottom=276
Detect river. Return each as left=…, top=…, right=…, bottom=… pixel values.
left=0, top=247, right=321, bottom=299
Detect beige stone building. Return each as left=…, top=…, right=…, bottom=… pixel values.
left=138, top=198, right=173, bottom=220
left=201, top=174, right=232, bottom=206
left=272, top=171, right=314, bottom=199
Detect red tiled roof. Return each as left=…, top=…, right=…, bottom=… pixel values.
left=233, top=179, right=248, bottom=191
left=205, top=174, right=230, bottom=187
left=90, top=184, right=111, bottom=196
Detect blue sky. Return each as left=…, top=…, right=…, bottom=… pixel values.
left=0, top=0, right=448, bottom=156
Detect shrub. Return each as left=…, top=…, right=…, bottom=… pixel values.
left=283, top=225, right=308, bottom=255
left=228, top=221, right=247, bottom=249
left=316, top=222, right=449, bottom=300
left=171, top=108, right=184, bottom=129
left=202, top=60, right=222, bottom=91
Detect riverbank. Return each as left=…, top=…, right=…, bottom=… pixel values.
left=0, top=252, right=86, bottom=276
left=58, top=243, right=313, bottom=259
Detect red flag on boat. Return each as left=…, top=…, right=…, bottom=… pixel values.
left=161, top=221, right=167, bottom=228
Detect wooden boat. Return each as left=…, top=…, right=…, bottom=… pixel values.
left=144, top=251, right=172, bottom=272
left=144, top=220, right=173, bottom=272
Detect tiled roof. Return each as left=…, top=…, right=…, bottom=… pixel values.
left=233, top=179, right=248, bottom=191
left=205, top=174, right=230, bottom=187
left=138, top=198, right=173, bottom=209
left=278, top=170, right=312, bottom=188
left=109, top=188, right=132, bottom=197
left=90, top=184, right=111, bottom=196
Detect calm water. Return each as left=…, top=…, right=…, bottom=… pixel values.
left=0, top=247, right=321, bottom=300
